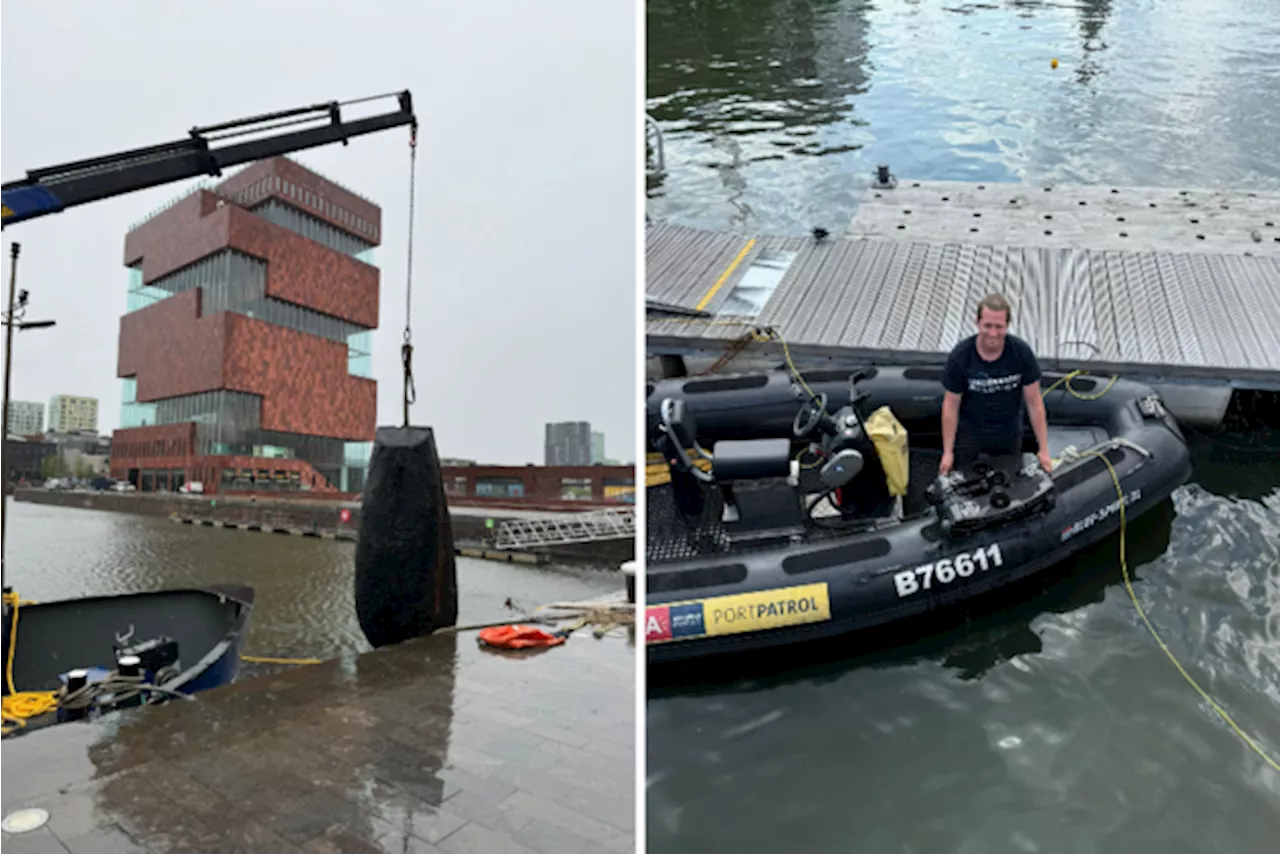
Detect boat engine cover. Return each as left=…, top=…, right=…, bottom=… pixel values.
left=928, top=453, right=1056, bottom=536
left=355, top=426, right=458, bottom=648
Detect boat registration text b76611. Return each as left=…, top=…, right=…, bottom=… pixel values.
left=893, top=543, right=1005, bottom=598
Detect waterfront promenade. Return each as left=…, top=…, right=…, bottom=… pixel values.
left=1, top=625, right=635, bottom=853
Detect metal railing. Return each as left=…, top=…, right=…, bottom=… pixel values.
left=493, top=506, right=636, bottom=549
left=646, top=114, right=666, bottom=177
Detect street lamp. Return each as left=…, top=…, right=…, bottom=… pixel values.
left=2, top=243, right=57, bottom=590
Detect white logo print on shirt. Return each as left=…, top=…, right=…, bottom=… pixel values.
left=968, top=373, right=1021, bottom=393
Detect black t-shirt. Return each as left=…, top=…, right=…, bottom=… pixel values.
left=942, top=334, right=1042, bottom=442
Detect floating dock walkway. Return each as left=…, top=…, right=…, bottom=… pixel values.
left=646, top=179, right=1280, bottom=426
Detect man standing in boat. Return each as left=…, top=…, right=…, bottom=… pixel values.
left=939, top=293, right=1053, bottom=475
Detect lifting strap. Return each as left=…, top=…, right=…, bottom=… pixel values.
left=401, top=122, right=419, bottom=427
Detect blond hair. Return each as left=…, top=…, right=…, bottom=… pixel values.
left=976, top=292, right=1012, bottom=325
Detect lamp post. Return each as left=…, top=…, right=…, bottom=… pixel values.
left=2, top=243, right=57, bottom=592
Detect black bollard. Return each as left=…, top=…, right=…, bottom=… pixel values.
left=354, top=426, right=458, bottom=648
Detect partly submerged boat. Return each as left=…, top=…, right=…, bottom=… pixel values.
left=644, top=365, right=1192, bottom=664
left=2, top=584, right=254, bottom=737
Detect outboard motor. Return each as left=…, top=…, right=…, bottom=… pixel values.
left=925, top=455, right=1056, bottom=537
left=355, top=426, right=458, bottom=648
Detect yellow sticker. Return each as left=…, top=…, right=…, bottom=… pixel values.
left=1, top=204, right=13, bottom=219
left=646, top=583, right=831, bottom=644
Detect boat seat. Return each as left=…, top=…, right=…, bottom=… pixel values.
left=710, top=438, right=792, bottom=482
left=708, top=438, right=806, bottom=543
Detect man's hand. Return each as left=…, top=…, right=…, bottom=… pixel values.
left=939, top=451, right=954, bottom=476
left=1038, top=448, right=1053, bottom=473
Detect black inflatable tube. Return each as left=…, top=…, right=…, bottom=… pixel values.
left=644, top=367, right=1193, bottom=664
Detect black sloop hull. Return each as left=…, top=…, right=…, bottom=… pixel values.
left=2, top=585, right=254, bottom=735
left=644, top=366, right=1192, bottom=664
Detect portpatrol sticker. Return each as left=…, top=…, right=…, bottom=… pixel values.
left=646, top=583, right=831, bottom=644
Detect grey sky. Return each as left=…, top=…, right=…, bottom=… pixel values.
left=2, top=0, right=637, bottom=466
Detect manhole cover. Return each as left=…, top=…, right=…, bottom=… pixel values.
left=2, top=807, right=50, bottom=833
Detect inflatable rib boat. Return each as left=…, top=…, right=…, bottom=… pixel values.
left=644, top=365, right=1192, bottom=664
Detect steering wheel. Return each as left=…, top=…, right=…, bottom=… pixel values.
left=793, top=393, right=829, bottom=438
left=660, top=399, right=715, bottom=483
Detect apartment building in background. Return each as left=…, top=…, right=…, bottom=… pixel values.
left=6, top=400, right=45, bottom=436
left=47, top=395, right=97, bottom=433
left=545, top=421, right=592, bottom=466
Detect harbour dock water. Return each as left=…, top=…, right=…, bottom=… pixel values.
left=646, top=180, right=1280, bottom=426
left=1, top=625, right=634, bottom=853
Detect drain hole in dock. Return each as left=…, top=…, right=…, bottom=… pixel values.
left=973, top=212, right=982, bottom=217
left=1149, top=203, right=1158, bottom=208
left=1266, top=221, right=1275, bottom=227
left=897, top=224, right=906, bottom=230
left=942, top=196, right=950, bottom=201
left=1078, top=200, right=1087, bottom=205
left=903, top=209, right=912, bottom=214
left=1111, top=189, right=1119, bottom=194
left=970, top=227, right=979, bottom=233
left=978, top=185, right=986, bottom=190
left=1117, top=216, right=1126, bottom=222
left=1197, top=234, right=1206, bottom=240
left=1190, top=218, right=1200, bottom=224
left=1044, top=230, right=1053, bottom=235
left=1119, top=232, right=1129, bottom=238
left=912, top=182, right=920, bottom=187
left=1044, top=214, right=1053, bottom=220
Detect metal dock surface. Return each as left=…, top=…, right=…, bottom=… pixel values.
left=646, top=181, right=1280, bottom=400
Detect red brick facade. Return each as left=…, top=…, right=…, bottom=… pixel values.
left=214, top=157, right=381, bottom=243
left=111, top=157, right=379, bottom=494
left=116, top=292, right=375, bottom=440
left=224, top=314, right=375, bottom=439
left=123, top=190, right=379, bottom=328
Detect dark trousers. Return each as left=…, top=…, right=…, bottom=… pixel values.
left=953, top=429, right=1022, bottom=468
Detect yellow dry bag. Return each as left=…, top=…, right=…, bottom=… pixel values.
left=864, top=406, right=909, bottom=498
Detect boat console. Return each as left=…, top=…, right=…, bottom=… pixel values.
left=925, top=454, right=1056, bottom=537
left=656, top=369, right=903, bottom=544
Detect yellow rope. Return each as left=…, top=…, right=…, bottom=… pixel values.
left=2, top=592, right=59, bottom=736
left=240, top=654, right=323, bottom=665
left=1084, top=449, right=1280, bottom=773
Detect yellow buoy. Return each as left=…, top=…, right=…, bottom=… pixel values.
left=1051, top=58, right=1059, bottom=69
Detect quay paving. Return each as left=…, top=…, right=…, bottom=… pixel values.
left=0, top=627, right=635, bottom=853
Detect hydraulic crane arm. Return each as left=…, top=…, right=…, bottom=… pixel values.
left=1, top=90, right=416, bottom=228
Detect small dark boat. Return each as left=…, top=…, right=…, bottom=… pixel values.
left=2, top=584, right=254, bottom=736
left=644, top=365, right=1192, bottom=664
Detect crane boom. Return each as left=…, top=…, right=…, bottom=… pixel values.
left=1, top=90, right=416, bottom=228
